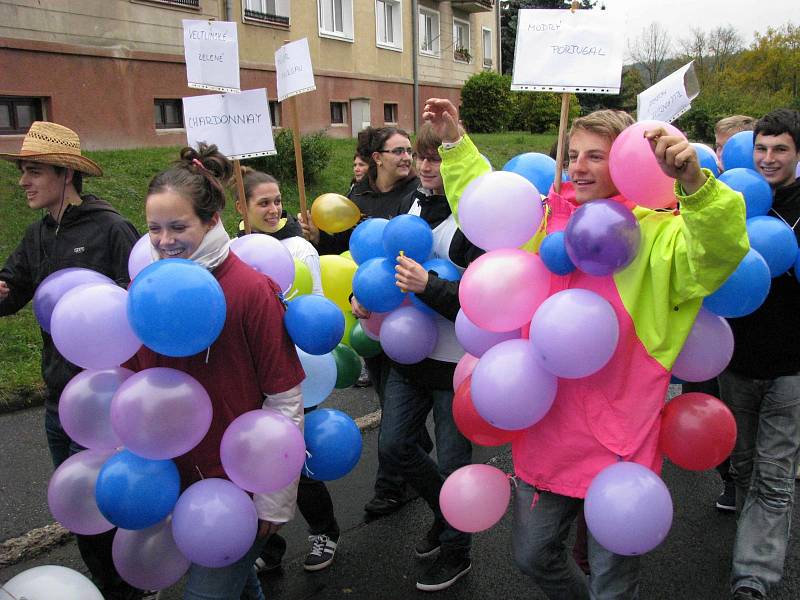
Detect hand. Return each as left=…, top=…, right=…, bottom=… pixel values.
left=257, top=519, right=282, bottom=538
left=297, top=211, right=320, bottom=245
left=395, top=255, right=429, bottom=294
left=422, top=98, right=461, bottom=144
left=644, top=127, right=707, bottom=195
left=350, top=296, right=370, bottom=319
left=0, top=281, right=9, bottom=301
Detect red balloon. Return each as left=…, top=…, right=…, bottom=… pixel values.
left=659, top=392, right=737, bottom=471
left=452, top=377, right=519, bottom=447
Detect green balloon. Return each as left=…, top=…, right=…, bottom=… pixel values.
left=285, top=259, right=312, bottom=301
left=350, top=322, right=382, bottom=358
left=332, top=343, right=362, bottom=388
left=340, top=310, right=357, bottom=346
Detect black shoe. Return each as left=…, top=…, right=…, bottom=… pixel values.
left=716, top=479, right=736, bottom=512
left=415, top=520, right=445, bottom=558
left=364, top=495, right=405, bottom=515
left=732, top=586, right=765, bottom=599
left=255, top=533, right=287, bottom=573
left=303, top=533, right=339, bottom=572
left=416, top=550, right=471, bottom=592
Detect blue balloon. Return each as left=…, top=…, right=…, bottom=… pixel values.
left=352, top=257, right=406, bottom=313
left=539, top=232, right=576, bottom=275
left=794, top=250, right=800, bottom=285
left=502, top=152, right=555, bottom=196
left=302, top=409, right=362, bottom=480
left=719, top=168, right=772, bottom=218
left=383, top=214, right=434, bottom=263
left=409, top=258, right=463, bottom=315
left=721, top=130, right=755, bottom=171
left=349, top=218, right=389, bottom=265
left=746, top=216, right=798, bottom=277
left=284, top=295, right=345, bottom=355
left=703, top=249, right=771, bottom=318
left=691, top=143, right=720, bottom=177
left=127, top=259, right=226, bottom=357
left=95, top=450, right=180, bottom=530
left=297, top=348, right=337, bottom=408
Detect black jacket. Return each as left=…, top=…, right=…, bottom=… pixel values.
left=0, top=195, right=139, bottom=412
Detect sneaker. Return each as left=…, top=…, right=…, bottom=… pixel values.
left=732, top=586, right=764, bottom=599
left=415, top=521, right=445, bottom=558
left=255, top=533, right=287, bottom=573
left=716, top=479, right=736, bottom=512
left=364, top=495, right=404, bottom=515
left=416, top=551, right=471, bottom=592
left=303, top=533, right=338, bottom=572
left=354, top=367, right=371, bottom=387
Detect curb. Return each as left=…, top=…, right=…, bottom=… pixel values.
left=0, top=386, right=46, bottom=415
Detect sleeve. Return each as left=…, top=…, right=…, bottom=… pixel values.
left=417, top=274, right=460, bottom=322
left=0, top=233, right=36, bottom=316
left=439, top=134, right=492, bottom=225
left=316, top=229, right=352, bottom=256
left=106, top=219, right=140, bottom=286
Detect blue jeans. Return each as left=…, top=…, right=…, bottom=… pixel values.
left=378, top=367, right=472, bottom=552
left=184, top=536, right=268, bottom=600
left=512, top=482, right=641, bottom=600
left=718, top=369, right=800, bottom=597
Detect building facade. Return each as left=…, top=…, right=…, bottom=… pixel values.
left=0, top=0, right=499, bottom=151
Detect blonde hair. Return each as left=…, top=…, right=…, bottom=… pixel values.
left=569, top=110, right=635, bottom=143
left=715, top=115, right=756, bottom=136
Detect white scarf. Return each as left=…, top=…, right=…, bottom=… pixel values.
left=149, top=218, right=231, bottom=271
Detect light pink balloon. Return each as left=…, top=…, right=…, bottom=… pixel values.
left=459, top=249, right=551, bottom=332
left=360, top=311, right=388, bottom=341
left=48, top=449, right=115, bottom=535
left=112, top=516, right=190, bottom=591
left=453, top=353, right=479, bottom=390
left=440, top=464, right=511, bottom=532
left=672, top=308, right=734, bottom=382
left=230, top=234, right=295, bottom=292
left=128, top=234, right=154, bottom=280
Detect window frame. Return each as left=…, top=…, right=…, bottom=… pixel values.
left=318, top=0, right=355, bottom=42
left=418, top=6, right=440, bottom=57
left=330, top=101, right=349, bottom=126
left=482, top=26, right=493, bottom=68
left=376, top=0, right=403, bottom=52
left=154, top=98, right=184, bottom=130
left=131, top=0, right=201, bottom=11
left=383, top=102, right=399, bottom=125
left=0, top=96, right=45, bottom=135
left=243, top=0, right=291, bottom=27
left=453, top=17, right=471, bottom=63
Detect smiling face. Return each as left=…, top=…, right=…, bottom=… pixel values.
left=567, top=129, right=618, bottom=204
left=18, top=161, right=68, bottom=213
left=146, top=189, right=218, bottom=260
left=373, top=133, right=413, bottom=183
left=415, top=151, right=443, bottom=193
left=754, top=132, right=800, bottom=189
left=353, top=156, right=369, bottom=182
left=244, top=182, right=283, bottom=234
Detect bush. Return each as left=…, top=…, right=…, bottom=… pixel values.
left=244, top=129, right=333, bottom=185
left=460, top=72, right=514, bottom=133
left=510, top=92, right=581, bottom=134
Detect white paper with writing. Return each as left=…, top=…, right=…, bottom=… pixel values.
left=183, top=20, right=241, bottom=93
left=636, top=61, right=698, bottom=123
left=183, top=88, right=275, bottom=160
left=511, top=9, right=624, bottom=94
left=276, top=38, right=316, bottom=102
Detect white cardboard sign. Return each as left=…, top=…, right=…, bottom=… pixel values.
left=183, top=88, right=275, bottom=160
left=636, top=61, right=699, bottom=123
left=511, top=9, right=624, bottom=94
left=276, top=38, right=316, bottom=102
left=183, top=20, right=241, bottom=93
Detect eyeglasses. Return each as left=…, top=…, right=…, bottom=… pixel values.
left=379, top=147, right=414, bottom=156
left=413, top=153, right=442, bottom=164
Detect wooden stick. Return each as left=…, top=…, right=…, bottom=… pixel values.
left=232, top=159, right=251, bottom=235
left=553, top=93, right=571, bottom=195
left=283, top=39, right=308, bottom=221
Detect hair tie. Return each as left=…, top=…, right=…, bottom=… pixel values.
left=192, top=158, right=209, bottom=173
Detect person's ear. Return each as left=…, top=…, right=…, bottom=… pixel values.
left=207, top=212, right=221, bottom=231
left=234, top=198, right=245, bottom=216
left=64, top=167, right=75, bottom=186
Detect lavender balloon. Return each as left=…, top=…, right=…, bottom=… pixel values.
left=455, top=309, right=520, bottom=358
left=110, top=367, right=212, bottom=460
left=59, top=368, right=133, bottom=450
left=584, top=462, right=673, bottom=555
left=529, top=289, right=619, bottom=379
left=471, top=339, right=558, bottom=430
left=379, top=305, right=438, bottom=364
left=171, top=478, right=258, bottom=568
left=47, top=449, right=115, bottom=535
left=33, top=268, right=114, bottom=333
left=128, top=234, right=154, bottom=280
left=672, top=308, right=733, bottom=382
left=564, top=199, right=641, bottom=276
left=220, top=408, right=306, bottom=493
left=230, top=233, right=295, bottom=292
left=112, top=516, right=190, bottom=591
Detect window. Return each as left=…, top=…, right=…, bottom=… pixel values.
left=330, top=102, right=348, bottom=125
left=383, top=103, right=398, bottom=124
left=376, top=0, right=402, bottom=51
left=135, top=0, right=200, bottom=8
left=269, top=101, right=282, bottom=128
left=0, top=97, right=44, bottom=134
left=154, top=99, right=184, bottom=129
left=418, top=8, right=440, bottom=55
left=244, top=0, right=290, bottom=26
left=482, top=27, right=493, bottom=68
left=453, top=18, right=471, bottom=62
left=318, top=0, right=354, bottom=41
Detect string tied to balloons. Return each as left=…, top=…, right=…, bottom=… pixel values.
left=303, top=449, right=315, bottom=478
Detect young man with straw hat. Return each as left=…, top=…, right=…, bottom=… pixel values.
left=0, top=121, right=141, bottom=599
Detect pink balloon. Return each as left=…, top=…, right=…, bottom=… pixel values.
left=459, top=249, right=551, bottom=332
left=453, top=352, right=479, bottom=390
left=455, top=309, right=520, bottom=357
left=609, top=120, right=685, bottom=209
left=672, top=308, right=734, bottom=382
left=112, top=516, right=190, bottom=591
left=459, top=171, right=543, bottom=250
left=128, top=234, right=154, bottom=280
left=110, top=368, right=213, bottom=460
left=440, top=464, right=511, bottom=532
left=220, top=409, right=306, bottom=493
left=230, top=234, right=295, bottom=292
left=47, top=449, right=115, bottom=535
left=378, top=305, right=439, bottom=364
left=529, top=288, right=620, bottom=379
left=51, top=283, right=142, bottom=369
left=33, top=268, right=114, bottom=333
left=59, top=368, right=133, bottom=450
left=360, top=311, right=388, bottom=341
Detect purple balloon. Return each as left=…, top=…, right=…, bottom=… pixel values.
left=584, top=462, right=673, bottom=555
left=379, top=306, right=438, bottom=364
left=230, top=234, right=295, bottom=292
left=47, top=449, right=115, bottom=535
left=471, top=339, right=558, bottom=430
left=672, top=308, right=733, bottom=382
left=110, top=368, right=212, bottom=460
left=172, top=478, right=258, bottom=568
left=128, top=234, right=155, bottom=280
left=59, top=368, right=133, bottom=450
left=455, top=309, right=520, bottom=357
left=33, top=268, right=114, bottom=333
left=112, top=517, right=190, bottom=591
left=51, top=283, right=142, bottom=370
left=220, top=408, right=306, bottom=493
left=564, top=199, right=641, bottom=276
left=529, top=289, right=619, bottom=379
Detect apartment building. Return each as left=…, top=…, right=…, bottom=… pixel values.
left=0, top=0, right=499, bottom=151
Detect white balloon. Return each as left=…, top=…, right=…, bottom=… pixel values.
left=1, top=565, right=103, bottom=600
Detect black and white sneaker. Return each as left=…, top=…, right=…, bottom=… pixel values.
left=416, top=550, right=471, bottom=592
left=415, top=520, right=445, bottom=558
left=715, top=479, right=736, bottom=512
left=303, top=533, right=339, bottom=572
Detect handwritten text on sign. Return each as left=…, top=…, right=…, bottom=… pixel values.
left=183, top=88, right=275, bottom=160
left=637, top=62, right=699, bottom=123
left=511, top=9, right=624, bottom=94
left=276, top=38, right=316, bottom=102
left=183, top=20, right=240, bottom=93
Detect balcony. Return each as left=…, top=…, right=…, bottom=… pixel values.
left=448, top=0, right=494, bottom=13
left=244, top=9, right=290, bottom=27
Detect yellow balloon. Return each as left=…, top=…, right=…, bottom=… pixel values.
left=284, top=259, right=312, bottom=301
left=340, top=250, right=354, bottom=262
left=311, top=193, right=361, bottom=233
left=319, top=254, right=358, bottom=312
left=340, top=310, right=357, bottom=346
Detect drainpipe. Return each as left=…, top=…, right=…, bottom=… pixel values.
left=225, top=0, right=233, bottom=21
left=412, top=0, right=420, bottom=132
left=495, top=0, right=501, bottom=73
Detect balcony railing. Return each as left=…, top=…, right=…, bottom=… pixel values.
left=244, top=9, right=290, bottom=26
left=448, top=0, right=494, bottom=13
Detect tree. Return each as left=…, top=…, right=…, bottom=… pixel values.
left=627, top=22, right=672, bottom=85
left=576, top=67, right=644, bottom=115
left=460, top=72, right=514, bottom=133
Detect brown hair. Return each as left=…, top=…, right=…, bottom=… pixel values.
left=413, top=122, right=442, bottom=158
left=569, top=110, right=635, bottom=143
left=237, top=165, right=279, bottom=205
left=146, top=143, right=232, bottom=223
left=715, top=115, right=756, bottom=136
left=357, top=126, right=412, bottom=182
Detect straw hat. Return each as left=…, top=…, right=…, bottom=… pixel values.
left=0, top=121, right=102, bottom=176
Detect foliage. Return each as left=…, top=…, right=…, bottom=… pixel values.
left=245, top=129, right=333, bottom=187
left=510, top=92, right=581, bottom=133
left=460, top=71, right=515, bottom=133
left=577, top=68, right=645, bottom=115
